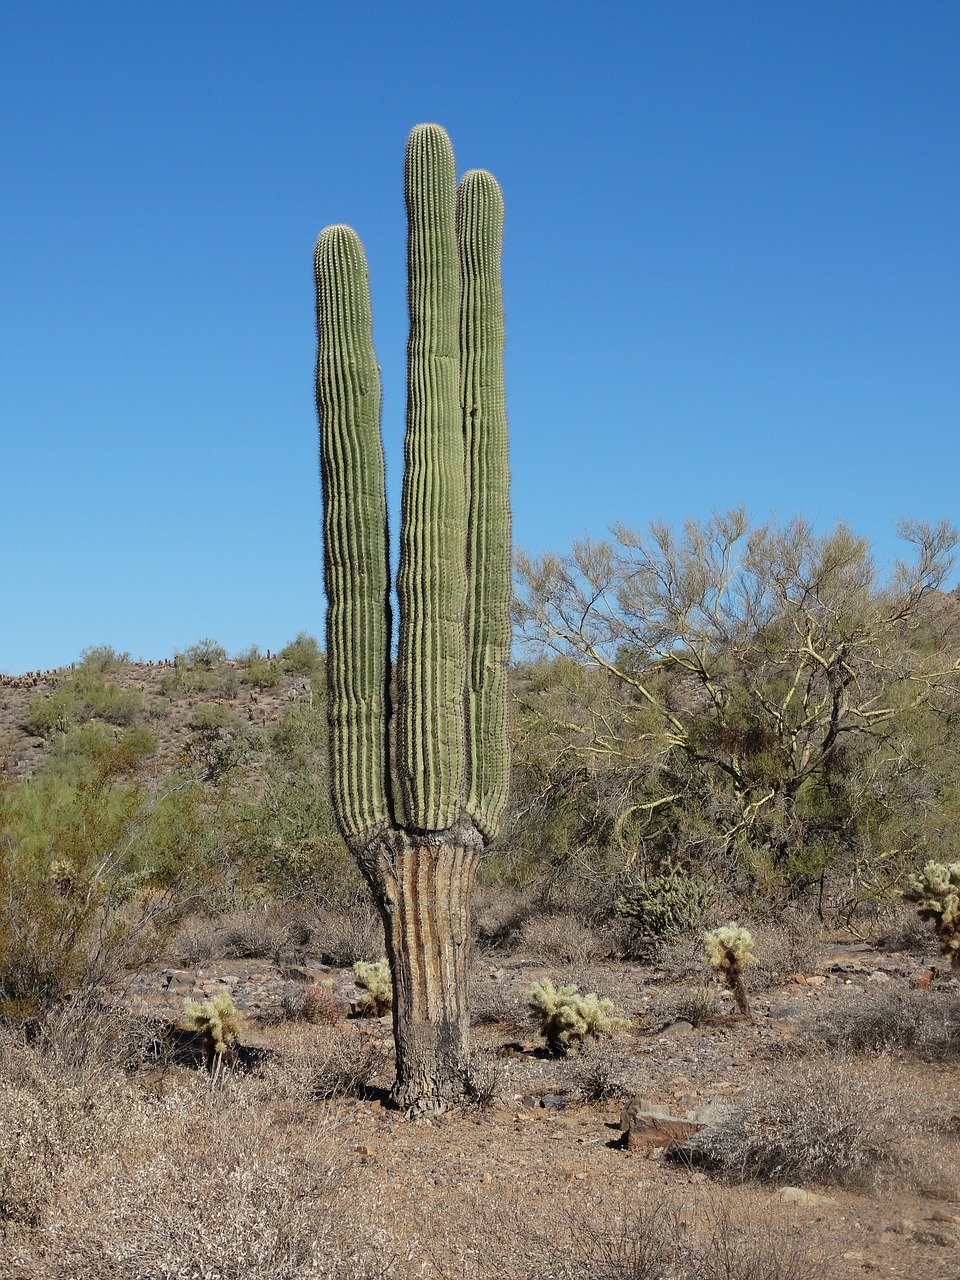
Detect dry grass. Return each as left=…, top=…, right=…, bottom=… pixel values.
left=687, top=1051, right=919, bottom=1189
left=812, top=983, right=960, bottom=1057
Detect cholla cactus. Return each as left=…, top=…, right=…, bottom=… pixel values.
left=904, top=860, right=960, bottom=965
left=527, top=978, right=628, bottom=1057
left=615, top=862, right=715, bottom=938
left=184, top=989, right=243, bottom=1070
left=353, top=959, right=393, bottom=1017
left=704, top=923, right=757, bottom=1017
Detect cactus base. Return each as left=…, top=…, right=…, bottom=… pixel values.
left=356, top=819, right=483, bottom=1113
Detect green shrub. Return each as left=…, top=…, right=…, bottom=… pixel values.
left=25, top=689, right=73, bottom=738
left=616, top=861, right=716, bottom=939
left=188, top=702, right=237, bottom=732
left=527, top=978, right=627, bottom=1056
left=78, top=644, right=131, bottom=673
left=279, top=633, right=323, bottom=677
left=181, top=639, right=227, bottom=669
left=25, top=670, right=143, bottom=738
left=241, top=657, right=283, bottom=690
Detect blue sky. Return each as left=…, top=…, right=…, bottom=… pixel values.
left=2, top=1, right=957, bottom=674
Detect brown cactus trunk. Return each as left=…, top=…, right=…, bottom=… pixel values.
left=357, top=818, right=483, bottom=1115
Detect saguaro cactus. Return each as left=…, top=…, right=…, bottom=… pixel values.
left=314, top=124, right=510, bottom=1113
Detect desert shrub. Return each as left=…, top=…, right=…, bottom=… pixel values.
left=353, top=959, right=393, bottom=1016
left=260, top=1025, right=387, bottom=1103
left=168, top=914, right=220, bottom=968
left=672, top=982, right=719, bottom=1027
left=567, top=1039, right=630, bottom=1103
left=46, top=721, right=158, bottom=778
left=181, top=638, right=228, bottom=669
left=575, top=1193, right=822, bottom=1280
left=279, top=632, right=324, bottom=676
left=749, top=916, right=820, bottom=988
left=26, top=669, right=143, bottom=738
left=24, top=688, right=72, bottom=738
left=189, top=701, right=237, bottom=732
left=527, top=978, right=628, bottom=1056
left=310, top=891, right=385, bottom=967
left=241, top=654, right=283, bottom=689
left=77, top=644, right=131, bottom=673
left=688, top=1052, right=914, bottom=1188
left=813, top=984, right=960, bottom=1057
left=518, top=910, right=605, bottom=965
left=21, top=1073, right=358, bottom=1280
left=181, top=717, right=252, bottom=782
left=875, top=898, right=941, bottom=953
left=216, top=907, right=288, bottom=959
left=0, top=1032, right=131, bottom=1240
left=0, top=758, right=228, bottom=1025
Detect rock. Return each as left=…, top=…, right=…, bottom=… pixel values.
left=773, top=1187, right=835, bottom=1206
left=620, top=1097, right=673, bottom=1129
left=867, top=970, right=891, bottom=984
left=626, top=1114, right=704, bottom=1152
left=659, top=1019, right=695, bottom=1037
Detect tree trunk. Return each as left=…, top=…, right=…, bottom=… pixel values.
left=356, top=817, right=483, bottom=1115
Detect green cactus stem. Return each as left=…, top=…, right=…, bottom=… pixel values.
left=395, top=123, right=469, bottom=832
left=313, top=225, right=392, bottom=841
left=458, top=169, right=511, bottom=837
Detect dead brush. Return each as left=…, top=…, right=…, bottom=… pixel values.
left=517, top=910, right=605, bottom=965
left=217, top=907, right=290, bottom=959
left=566, top=1039, right=630, bottom=1104
left=812, top=984, right=960, bottom=1058
left=574, top=1190, right=824, bottom=1280
left=17, top=1074, right=361, bottom=1280
left=259, top=1024, right=389, bottom=1103
left=686, top=1050, right=916, bottom=1189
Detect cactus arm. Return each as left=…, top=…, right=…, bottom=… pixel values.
left=314, top=224, right=392, bottom=840
left=457, top=169, right=511, bottom=838
left=396, top=124, right=468, bottom=830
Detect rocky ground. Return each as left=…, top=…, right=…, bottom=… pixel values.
left=105, top=929, right=960, bottom=1280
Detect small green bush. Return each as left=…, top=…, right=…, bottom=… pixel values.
left=181, top=639, right=227, bottom=670
left=78, top=644, right=131, bottom=673
left=241, top=657, right=283, bottom=690
left=188, top=702, right=237, bottom=732
left=279, top=633, right=323, bottom=676
left=527, top=978, right=627, bottom=1056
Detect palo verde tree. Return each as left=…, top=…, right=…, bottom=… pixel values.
left=314, top=125, right=510, bottom=1113
left=514, top=511, right=958, bottom=900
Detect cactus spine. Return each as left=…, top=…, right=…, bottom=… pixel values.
left=313, top=125, right=510, bottom=1112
